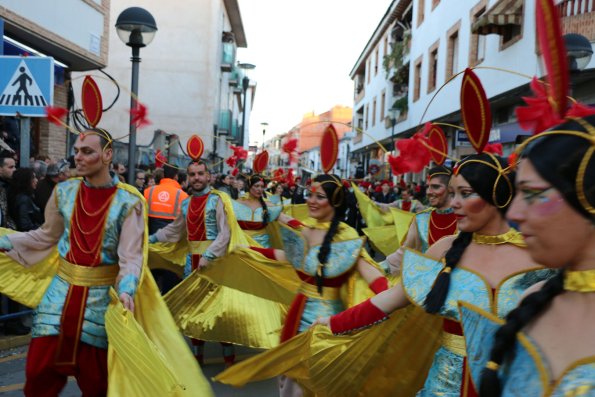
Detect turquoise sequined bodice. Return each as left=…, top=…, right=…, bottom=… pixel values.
left=461, top=304, right=595, bottom=397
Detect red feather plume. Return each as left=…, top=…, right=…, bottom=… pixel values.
left=130, top=102, right=151, bottom=129
left=45, top=106, right=68, bottom=126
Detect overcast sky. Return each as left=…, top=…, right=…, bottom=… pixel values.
left=237, top=0, right=391, bottom=146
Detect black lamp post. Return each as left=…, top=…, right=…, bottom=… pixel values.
left=238, top=63, right=255, bottom=148
left=260, top=122, right=268, bottom=151
left=115, top=7, right=157, bottom=184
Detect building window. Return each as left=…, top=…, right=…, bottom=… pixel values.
left=417, top=0, right=425, bottom=27
left=367, top=59, right=371, bottom=84
left=469, top=0, right=487, bottom=67
left=432, top=0, right=440, bottom=10
left=414, top=56, right=423, bottom=102
left=380, top=91, right=386, bottom=121
left=428, top=41, right=439, bottom=93
left=375, top=48, right=379, bottom=75
left=446, top=21, right=461, bottom=79
left=372, top=98, right=377, bottom=126
left=365, top=104, right=369, bottom=130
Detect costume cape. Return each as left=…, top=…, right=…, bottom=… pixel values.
left=160, top=190, right=288, bottom=349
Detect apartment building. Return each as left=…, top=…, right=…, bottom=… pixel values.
left=350, top=0, right=595, bottom=176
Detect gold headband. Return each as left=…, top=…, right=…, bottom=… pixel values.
left=79, top=128, right=113, bottom=153
left=511, top=117, right=595, bottom=215
left=313, top=178, right=345, bottom=208
left=454, top=153, right=513, bottom=209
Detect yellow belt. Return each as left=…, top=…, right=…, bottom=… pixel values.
left=188, top=240, right=212, bottom=255
left=243, top=229, right=266, bottom=237
left=441, top=331, right=466, bottom=356
left=57, top=258, right=119, bottom=287
left=298, top=282, right=341, bottom=300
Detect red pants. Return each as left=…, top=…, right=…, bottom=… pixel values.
left=24, top=336, right=108, bottom=397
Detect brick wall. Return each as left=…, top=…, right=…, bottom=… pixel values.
left=38, top=82, right=68, bottom=161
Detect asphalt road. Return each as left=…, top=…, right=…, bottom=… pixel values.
left=0, top=342, right=278, bottom=396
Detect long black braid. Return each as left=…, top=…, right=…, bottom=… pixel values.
left=313, top=174, right=348, bottom=294
left=479, top=271, right=565, bottom=396
left=423, top=231, right=473, bottom=313
left=424, top=153, right=514, bottom=314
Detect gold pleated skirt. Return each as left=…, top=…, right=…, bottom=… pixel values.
left=164, top=272, right=287, bottom=349
left=215, top=305, right=442, bottom=397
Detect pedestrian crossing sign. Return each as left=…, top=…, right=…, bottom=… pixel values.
left=0, top=56, right=54, bottom=117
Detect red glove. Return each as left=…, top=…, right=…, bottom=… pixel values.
left=287, top=219, right=305, bottom=229
left=249, top=246, right=276, bottom=260
left=369, top=277, right=389, bottom=294
left=330, top=299, right=388, bottom=335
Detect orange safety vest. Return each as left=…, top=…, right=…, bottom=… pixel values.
left=144, top=178, right=189, bottom=220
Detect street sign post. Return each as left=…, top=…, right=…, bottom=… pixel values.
left=0, top=56, right=54, bottom=166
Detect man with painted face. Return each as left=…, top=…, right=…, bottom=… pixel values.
left=0, top=128, right=144, bottom=396
left=149, top=153, right=234, bottom=365
left=383, top=166, right=457, bottom=274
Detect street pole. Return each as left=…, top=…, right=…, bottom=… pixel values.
left=127, top=46, right=140, bottom=184
left=240, top=76, right=249, bottom=148
left=19, top=117, right=30, bottom=167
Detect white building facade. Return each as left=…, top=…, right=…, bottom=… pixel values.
left=72, top=0, right=253, bottom=170
left=350, top=0, right=595, bottom=179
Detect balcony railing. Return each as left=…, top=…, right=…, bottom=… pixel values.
left=557, top=0, right=594, bottom=16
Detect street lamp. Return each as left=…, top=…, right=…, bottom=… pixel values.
left=115, top=7, right=157, bottom=184
left=260, top=122, right=268, bottom=150
left=238, top=63, right=255, bottom=148
left=564, top=33, right=593, bottom=72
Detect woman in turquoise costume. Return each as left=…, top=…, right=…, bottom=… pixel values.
left=461, top=116, right=595, bottom=397
left=232, top=174, right=285, bottom=247
left=313, top=153, right=555, bottom=397
left=218, top=173, right=389, bottom=396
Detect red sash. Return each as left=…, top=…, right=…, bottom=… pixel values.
left=186, top=195, right=209, bottom=270
left=428, top=211, right=458, bottom=245
left=401, top=201, right=412, bottom=212
left=55, top=183, right=116, bottom=367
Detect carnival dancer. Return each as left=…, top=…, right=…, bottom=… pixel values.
left=311, top=152, right=558, bottom=397
left=383, top=165, right=456, bottom=274
left=149, top=135, right=238, bottom=366
left=215, top=126, right=390, bottom=396
left=458, top=1, right=595, bottom=392
left=461, top=116, right=595, bottom=397
left=160, top=150, right=296, bottom=364
left=0, top=129, right=212, bottom=396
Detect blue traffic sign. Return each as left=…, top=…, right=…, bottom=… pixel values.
left=0, top=56, right=54, bottom=117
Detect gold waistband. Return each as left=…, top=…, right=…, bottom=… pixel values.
left=243, top=229, right=266, bottom=237
left=58, top=258, right=119, bottom=287
left=441, top=331, right=466, bottom=356
left=188, top=240, right=212, bottom=255
left=298, top=282, right=341, bottom=300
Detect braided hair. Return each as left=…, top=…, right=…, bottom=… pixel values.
left=248, top=174, right=269, bottom=227
left=314, top=174, right=348, bottom=294
left=423, top=154, right=515, bottom=314
left=480, top=116, right=595, bottom=395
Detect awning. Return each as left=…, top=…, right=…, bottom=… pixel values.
left=471, top=0, right=523, bottom=36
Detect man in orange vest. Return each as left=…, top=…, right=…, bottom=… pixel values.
left=144, top=164, right=188, bottom=234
